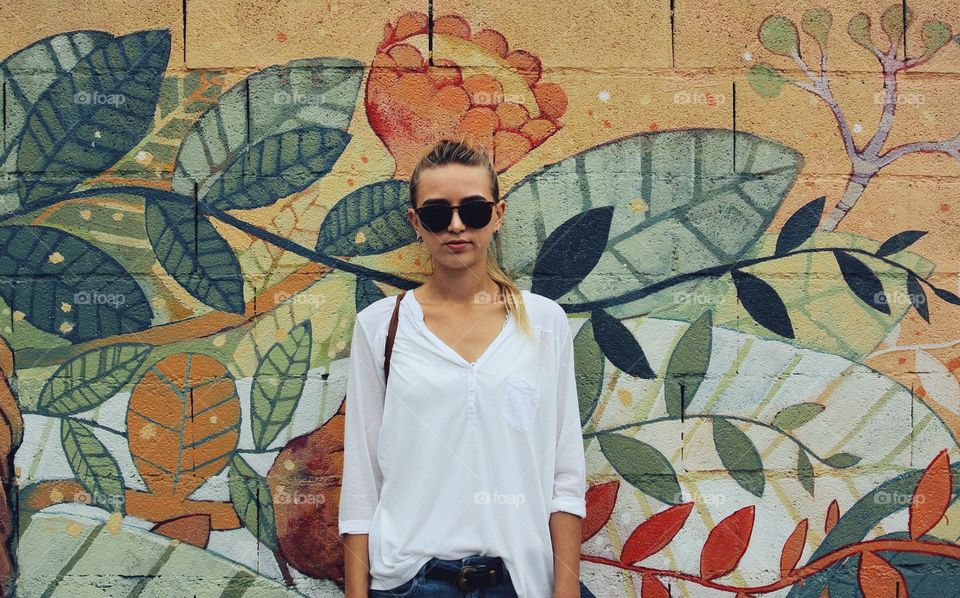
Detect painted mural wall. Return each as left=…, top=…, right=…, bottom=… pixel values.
left=2, top=1, right=960, bottom=596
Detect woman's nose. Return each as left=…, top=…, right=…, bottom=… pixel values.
left=448, top=208, right=466, bottom=231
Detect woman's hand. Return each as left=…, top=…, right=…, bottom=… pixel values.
left=550, top=511, right=583, bottom=598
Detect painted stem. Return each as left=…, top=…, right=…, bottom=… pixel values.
left=582, top=537, right=960, bottom=594
left=583, top=413, right=838, bottom=466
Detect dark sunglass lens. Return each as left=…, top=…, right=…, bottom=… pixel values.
left=460, top=202, right=493, bottom=229
left=419, top=206, right=451, bottom=232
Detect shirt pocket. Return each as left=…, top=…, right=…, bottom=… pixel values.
left=502, top=374, right=540, bottom=433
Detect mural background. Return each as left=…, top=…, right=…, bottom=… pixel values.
left=2, top=0, right=960, bottom=596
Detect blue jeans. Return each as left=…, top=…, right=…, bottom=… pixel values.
left=369, top=555, right=519, bottom=597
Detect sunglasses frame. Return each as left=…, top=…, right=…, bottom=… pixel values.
left=413, top=199, right=500, bottom=233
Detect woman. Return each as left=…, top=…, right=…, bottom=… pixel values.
left=339, top=138, right=586, bottom=598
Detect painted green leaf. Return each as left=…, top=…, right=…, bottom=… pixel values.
left=712, top=418, right=765, bottom=497
left=772, top=402, right=825, bottom=431
left=144, top=192, right=245, bottom=314
left=36, top=343, right=152, bottom=415
left=664, top=311, right=712, bottom=418
left=17, top=29, right=171, bottom=206
left=500, top=129, right=803, bottom=320
left=747, top=64, right=789, bottom=98
left=228, top=454, right=279, bottom=551
left=802, top=9, right=833, bottom=46
left=598, top=433, right=681, bottom=504
left=531, top=206, right=614, bottom=300
left=591, top=309, right=655, bottom=378
left=0, top=30, right=112, bottom=215
left=0, top=225, right=152, bottom=341
left=251, top=321, right=313, bottom=450
left=173, top=57, right=362, bottom=201
left=203, top=127, right=351, bottom=211
left=316, top=179, right=414, bottom=256
left=60, top=419, right=125, bottom=514
left=760, top=15, right=801, bottom=56
left=573, top=320, right=605, bottom=427
left=18, top=512, right=303, bottom=596
left=797, top=448, right=814, bottom=496
left=848, top=13, right=875, bottom=49
left=822, top=452, right=861, bottom=468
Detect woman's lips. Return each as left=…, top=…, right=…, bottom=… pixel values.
left=444, top=241, right=471, bottom=250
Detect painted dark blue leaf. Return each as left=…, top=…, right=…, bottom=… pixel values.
left=876, top=230, right=926, bottom=257
left=590, top=308, right=655, bottom=378
left=775, top=196, right=825, bottom=255
left=145, top=192, right=245, bottom=314
left=731, top=270, right=794, bottom=338
left=934, top=286, right=960, bottom=306
left=531, top=206, right=613, bottom=300
left=907, top=274, right=929, bottom=323
left=0, top=225, right=152, bottom=341
left=16, top=29, right=171, bottom=206
left=203, top=127, right=351, bottom=210
left=834, top=251, right=890, bottom=315
left=316, top=180, right=413, bottom=256
left=355, top=276, right=386, bottom=314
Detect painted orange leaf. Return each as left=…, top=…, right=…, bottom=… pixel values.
left=127, top=353, right=240, bottom=500
left=825, top=499, right=840, bottom=534
left=909, top=448, right=952, bottom=539
left=780, top=518, right=808, bottom=577
left=699, top=505, right=755, bottom=580
left=621, top=502, right=694, bottom=564
left=583, top=480, right=619, bottom=542
left=858, top=552, right=908, bottom=598
left=641, top=575, right=669, bottom=598
left=151, top=513, right=212, bottom=547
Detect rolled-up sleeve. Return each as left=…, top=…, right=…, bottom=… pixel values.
left=338, top=314, right=386, bottom=535
left=550, top=313, right=587, bottom=518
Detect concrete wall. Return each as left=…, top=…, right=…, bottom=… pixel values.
left=3, top=1, right=960, bottom=596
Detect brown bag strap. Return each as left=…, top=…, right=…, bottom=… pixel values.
left=384, top=291, right=406, bottom=383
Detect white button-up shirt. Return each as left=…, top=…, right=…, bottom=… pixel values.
left=338, top=288, right=587, bottom=597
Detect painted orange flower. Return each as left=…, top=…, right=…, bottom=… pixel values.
left=365, top=12, right=568, bottom=177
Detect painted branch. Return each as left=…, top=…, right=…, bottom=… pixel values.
left=582, top=537, right=960, bottom=594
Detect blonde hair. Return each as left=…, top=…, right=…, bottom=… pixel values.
left=409, top=137, right=534, bottom=338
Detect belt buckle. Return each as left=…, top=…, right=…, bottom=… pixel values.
left=457, top=565, right=492, bottom=592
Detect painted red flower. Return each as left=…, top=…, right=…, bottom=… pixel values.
left=365, top=12, right=568, bottom=177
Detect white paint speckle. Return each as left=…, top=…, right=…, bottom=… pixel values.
left=853, top=122, right=863, bottom=133
left=136, top=151, right=148, bottom=161
left=743, top=51, right=753, bottom=61
left=94, top=131, right=102, bottom=139
left=597, top=91, right=610, bottom=102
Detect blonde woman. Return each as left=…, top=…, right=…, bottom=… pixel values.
left=339, top=139, right=586, bottom=598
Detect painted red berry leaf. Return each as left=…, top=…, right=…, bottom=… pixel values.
left=779, top=518, right=808, bottom=577
left=641, top=574, right=670, bottom=598
left=858, top=552, right=908, bottom=598
left=583, top=480, right=620, bottom=542
left=699, top=505, right=755, bottom=581
left=621, top=502, right=694, bottom=564
left=824, top=499, right=840, bottom=534
left=909, top=448, right=952, bottom=539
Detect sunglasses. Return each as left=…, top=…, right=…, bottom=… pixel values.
left=414, top=200, right=499, bottom=233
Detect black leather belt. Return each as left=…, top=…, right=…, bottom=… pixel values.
left=424, top=558, right=507, bottom=592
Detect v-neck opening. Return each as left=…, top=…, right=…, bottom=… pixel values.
left=406, top=287, right=519, bottom=368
